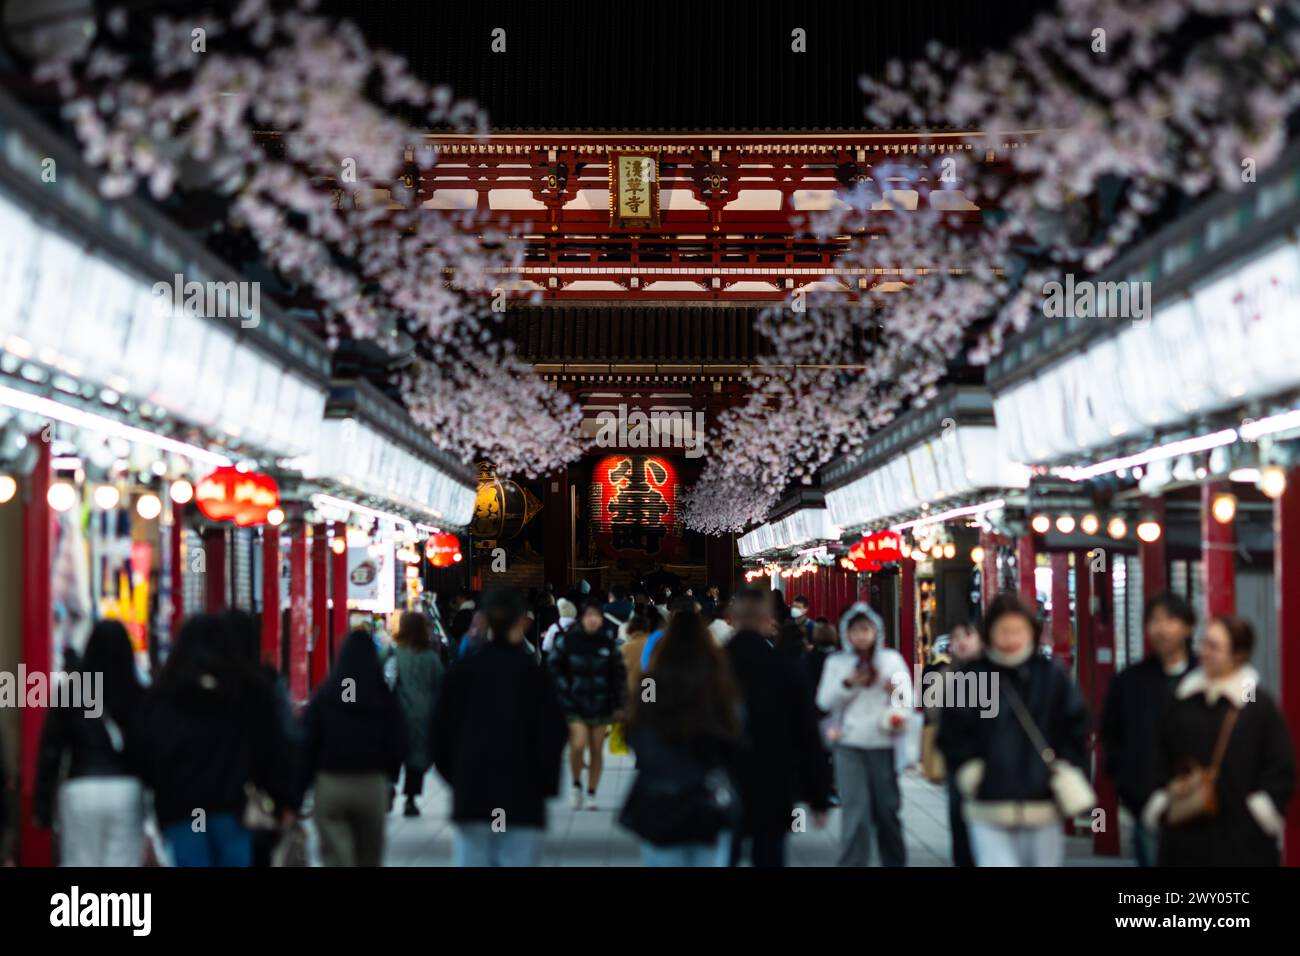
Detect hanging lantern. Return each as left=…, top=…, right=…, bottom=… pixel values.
left=425, top=532, right=462, bottom=567
left=195, top=466, right=280, bottom=527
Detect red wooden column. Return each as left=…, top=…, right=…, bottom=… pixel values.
left=261, top=525, right=281, bottom=669
left=1017, top=534, right=1037, bottom=604
left=1086, top=553, right=1121, bottom=856
left=169, top=501, right=185, bottom=638
left=1201, top=481, right=1236, bottom=619
left=1274, top=467, right=1300, bottom=865
left=332, top=527, right=348, bottom=659
left=899, top=557, right=916, bottom=675
left=288, top=521, right=310, bottom=706
left=1050, top=552, right=1073, bottom=672
left=19, top=432, right=52, bottom=865
left=1140, top=495, right=1168, bottom=600
left=705, top=531, right=735, bottom=599
left=203, top=526, right=227, bottom=611
left=310, top=523, right=329, bottom=689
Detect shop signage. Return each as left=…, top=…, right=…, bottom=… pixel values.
left=194, top=467, right=280, bottom=526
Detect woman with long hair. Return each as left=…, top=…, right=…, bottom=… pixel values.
left=548, top=600, right=626, bottom=810
left=35, top=620, right=146, bottom=865
left=301, top=629, right=407, bottom=866
left=619, top=611, right=742, bottom=866
left=136, top=614, right=278, bottom=867
left=387, top=611, right=444, bottom=817
left=1145, top=615, right=1295, bottom=866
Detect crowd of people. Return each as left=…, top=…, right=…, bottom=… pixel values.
left=18, top=575, right=1297, bottom=869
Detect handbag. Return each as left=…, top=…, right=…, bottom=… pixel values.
left=921, top=723, right=946, bottom=783
left=1003, top=680, right=1096, bottom=818
left=1165, top=708, right=1239, bottom=827
left=242, top=782, right=279, bottom=832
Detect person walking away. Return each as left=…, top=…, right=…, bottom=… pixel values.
left=815, top=603, right=913, bottom=867
left=804, top=621, right=839, bottom=717
left=1143, top=615, right=1294, bottom=866
left=541, top=598, right=577, bottom=655
left=1100, top=593, right=1196, bottom=866
left=549, top=600, right=627, bottom=810
left=921, top=622, right=982, bottom=867
left=301, top=630, right=407, bottom=866
left=725, top=589, right=832, bottom=866
left=619, top=611, right=742, bottom=865
left=938, top=593, right=1093, bottom=867
left=620, top=614, right=653, bottom=706
left=433, top=588, right=568, bottom=866
left=136, top=615, right=280, bottom=867
left=387, top=612, right=444, bottom=817
left=35, top=620, right=146, bottom=866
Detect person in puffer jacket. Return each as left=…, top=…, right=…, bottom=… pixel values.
left=815, top=602, right=912, bottom=866
left=548, top=601, right=627, bottom=810
left=937, top=592, right=1093, bottom=867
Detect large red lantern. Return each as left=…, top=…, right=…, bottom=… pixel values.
left=425, top=533, right=462, bottom=567
left=589, top=454, right=684, bottom=560
left=846, top=530, right=903, bottom=571
left=194, top=467, right=280, bottom=527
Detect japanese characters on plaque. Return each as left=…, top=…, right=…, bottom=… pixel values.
left=609, top=151, right=660, bottom=228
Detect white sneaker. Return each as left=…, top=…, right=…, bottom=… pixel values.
left=570, top=785, right=583, bottom=810
left=585, top=792, right=598, bottom=811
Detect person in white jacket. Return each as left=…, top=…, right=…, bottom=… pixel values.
left=816, top=602, right=912, bottom=866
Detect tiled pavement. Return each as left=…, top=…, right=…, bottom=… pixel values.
left=303, top=746, right=1135, bottom=866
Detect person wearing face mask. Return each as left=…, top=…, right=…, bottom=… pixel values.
left=1143, top=615, right=1294, bottom=866
left=1100, top=593, right=1197, bottom=866
left=789, top=596, right=815, bottom=642
left=938, top=592, right=1093, bottom=867
left=816, top=602, right=912, bottom=866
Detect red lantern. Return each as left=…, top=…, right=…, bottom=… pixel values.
left=846, top=530, right=902, bottom=571
left=194, top=467, right=280, bottom=527
left=425, top=533, right=461, bottom=567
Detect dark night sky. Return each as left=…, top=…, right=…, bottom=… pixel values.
left=322, top=0, right=1055, bottom=130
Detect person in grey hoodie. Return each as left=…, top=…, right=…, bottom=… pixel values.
left=815, top=602, right=912, bottom=866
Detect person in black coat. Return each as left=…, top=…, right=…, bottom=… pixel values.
left=35, top=620, right=146, bottom=866
left=136, top=614, right=281, bottom=867
left=724, top=589, right=832, bottom=867
left=548, top=600, right=627, bottom=810
left=433, top=587, right=568, bottom=866
left=938, top=593, right=1092, bottom=867
left=1145, top=615, right=1294, bottom=867
left=300, top=629, right=406, bottom=866
left=1100, top=593, right=1196, bottom=866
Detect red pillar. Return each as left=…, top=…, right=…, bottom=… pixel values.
left=1275, top=467, right=1300, bottom=865
left=203, top=525, right=227, bottom=612
left=332, top=527, right=348, bottom=660
left=543, top=467, right=571, bottom=593
left=705, top=532, right=735, bottom=599
left=170, top=501, right=185, bottom=639
left=1050, top=552, right=1072, bottom=671
left=1017, top=534, right=1037, bottom=604
left=1140, top=496, right=1168, bottom=600
left=900, top=557, right=916, bottom=675
left=1201, top=481, right=1236, bottom=619
left=261, top=525, right=281, bottom=669
left=19, top=432, right=52, bottom=865
left=288, top=522, right=310, bottom=706
left=310, top=523, right=329, bottom=690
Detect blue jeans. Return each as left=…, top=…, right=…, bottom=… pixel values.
left=641, top=833, right=732, bottom=867
left=164, top=813, right=253, bottom=867
left=453, top=824, right=543, bottom=866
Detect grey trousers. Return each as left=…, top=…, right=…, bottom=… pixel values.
left=833, top=745, right=905, bottom=867
left=313, top=772, right=389, bottom=867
